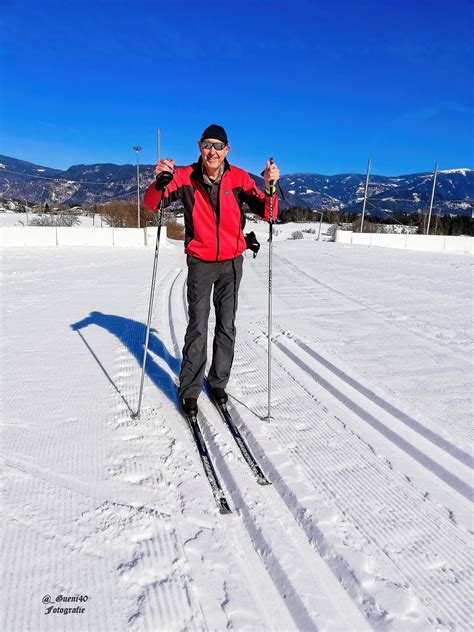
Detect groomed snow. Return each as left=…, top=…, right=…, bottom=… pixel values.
left=2, top=239, right=473, bottom=631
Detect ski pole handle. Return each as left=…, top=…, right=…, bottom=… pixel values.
left=268, top=157, right=275, bottom=224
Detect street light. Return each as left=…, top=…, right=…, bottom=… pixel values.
left=133, top=146, right=142, bottom=227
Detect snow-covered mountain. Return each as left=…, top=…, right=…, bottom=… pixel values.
left=1, top=155, right=473, bottom=216
left=0, top=155, right=152, bottom=207
left=280, top=170, right=474, bottom=216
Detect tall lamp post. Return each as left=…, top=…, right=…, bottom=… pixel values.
left=133, top=146, right=142, bottom=227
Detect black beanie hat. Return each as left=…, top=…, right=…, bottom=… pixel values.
left=200, top=124, right=228, bottom=144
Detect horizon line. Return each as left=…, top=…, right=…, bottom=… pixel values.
left=0, top=154, right=472, bottom=180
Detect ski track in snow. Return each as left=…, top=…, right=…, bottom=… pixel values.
left=167, top=269, right=371, bottom=631
left=2, top=242, right=473, bottom=631
left=231, top=245, right=473, bottom=630
left=268, top=248, right=473, bottom=450
left=271, top=337, right=472, bottom=500
left=101, top=266, right=207, bottom=632
left=104, top=266, right=301, bottom=631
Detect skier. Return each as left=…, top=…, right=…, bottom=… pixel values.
left=144, top=124, right=280, bottom=417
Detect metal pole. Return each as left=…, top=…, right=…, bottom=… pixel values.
left=137, top=152, right=140, bottom=227
left=133, top=192, right=166, bottom=419
left=426, top=162, right=438, bottom=235
left=360, top=158, right=371, bottom=232
left=133, top=146, right=142, bottom=227
left=267, top=158, right=274, bottom=420
left=317, top=210, right=323, bottom=240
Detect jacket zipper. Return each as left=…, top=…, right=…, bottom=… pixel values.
left=204, top=187, right=220, bottom=262
left=206, top=183, right=220, bottom=262
left=215, top=212, right=220, bottom=262
left=197, top=175, right=221, bottom=262
left=215, top=178, right=222, bottom=262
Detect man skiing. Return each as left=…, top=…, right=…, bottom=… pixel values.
left=144, top=124, right=280, bottom=417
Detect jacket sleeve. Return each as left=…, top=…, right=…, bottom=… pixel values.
left=143, top=169, right=182, bottom=212
left=240, top=171, right=278, bottom=222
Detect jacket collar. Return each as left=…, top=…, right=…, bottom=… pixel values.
left=191, top=157, right=231, bottom=185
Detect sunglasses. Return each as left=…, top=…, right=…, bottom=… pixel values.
left=201, top=141, right=227, bottom=151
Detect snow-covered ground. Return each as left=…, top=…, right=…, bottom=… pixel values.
left=2, top=240, right=472, bottom=631
left=0, top=212, right=104, bottom=227
left=0, top=213, right=334, bottom=240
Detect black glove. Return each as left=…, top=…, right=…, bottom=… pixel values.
left=155, top=170, right=174, bottom=191
left=245, top=231, right=260, bottom=258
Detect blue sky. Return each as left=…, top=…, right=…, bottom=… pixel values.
left=1, top=0, right=473, bottom=175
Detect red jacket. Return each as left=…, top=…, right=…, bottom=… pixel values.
left=143, top=158, right=278, bottom=262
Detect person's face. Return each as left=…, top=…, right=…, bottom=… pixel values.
left=198, top=138, right=229, bottom=173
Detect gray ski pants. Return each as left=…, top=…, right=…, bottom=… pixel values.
left=179, top=254, right=243, bottom=400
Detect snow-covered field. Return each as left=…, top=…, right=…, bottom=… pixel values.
left=2, top=239, right=473, bottom=631
left=0, top=212, right=104, bottom=228
left=0, top=213, right=333, bottom=242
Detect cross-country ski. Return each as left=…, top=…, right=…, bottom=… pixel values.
left=182, top=410, right=232, bottom=514
left=208, top=388, right=271, bottom=486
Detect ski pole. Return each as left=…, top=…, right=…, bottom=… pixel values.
left=266, top=157, right=274, bottom=420
left=132, top=187, right=167, bottom=419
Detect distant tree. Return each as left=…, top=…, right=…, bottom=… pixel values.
left=416, top=213, right=428, bottom=234
left=29, top=213, right=81, bottom=227
left=98, top=200, right=155, bottom=228
left=325, top=209, right=341, bottom=224
left=278, top=206, right=320, bottom=223
left=451, top=216, right=474, bottom=236
left=351, top=217, right=379, bottom=233
left=441, top=215, right=452, bottom=235
left=166, top=221, right=185, bottom=240
left=385, top=212, right=474, bottom=236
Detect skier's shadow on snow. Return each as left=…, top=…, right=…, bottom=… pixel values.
left=71, top=311, right=180, bottom=412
